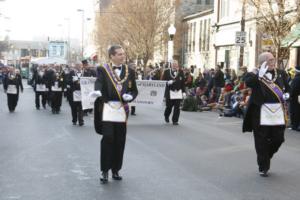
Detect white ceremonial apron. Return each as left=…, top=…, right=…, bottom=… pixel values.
left=260, top=103, right=285, bottom=126
left=36, top=84, right=46, bottom=92
left=73, top=90, right=82, bottom=102
left=102, top=101, right=126, bottom=123
left=170, top=89, right=183, bottom=100
left=7, top=85, right=17, bottom=94
left=51, top=82, right=63, bottom=92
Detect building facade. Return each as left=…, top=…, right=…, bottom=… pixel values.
left=213, top=0, right=258, bottom=72
left=4, top=40, right=48, bottom=67
left=182, top=9, right=214, bottom=70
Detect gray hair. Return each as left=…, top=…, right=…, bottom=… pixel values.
left=108, top=45, right=123, bottom=58
left=258, top=52, right=273, bottom=66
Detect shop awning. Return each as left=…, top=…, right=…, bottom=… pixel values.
left=282, top=23, right=300, bottom=47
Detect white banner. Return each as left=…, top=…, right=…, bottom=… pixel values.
left=131, top=80, right=166, bottom=106
left=80, top=77, right=97, bottom=110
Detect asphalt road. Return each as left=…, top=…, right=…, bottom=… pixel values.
left=1, top=83, right=300, bottom=200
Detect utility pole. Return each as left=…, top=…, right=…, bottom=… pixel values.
left=77, top=9, right=85, bottom=59
left=239, top=0, right=246, bottom=68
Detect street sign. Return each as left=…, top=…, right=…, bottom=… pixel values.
left=235, top=31, right=246, bottom=46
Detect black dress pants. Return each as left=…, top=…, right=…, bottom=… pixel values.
left=51, top=92, right=63, bottom=112
left=7, top=94, right=18, bottom=111
left=100, top=122, right=127, bottom=172
left=70, top=101, right=84, bottom=124
left=253, top=126, right=285, bottom=171
left=35, top=92, right=46, bottom=108
left=164, top=99, right=181, bottom=123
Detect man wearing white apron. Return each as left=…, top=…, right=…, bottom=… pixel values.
left=243, top=52, right=290, bottom=177
left=161, top=60, right=186, bottom=125
left=3, top=68, right=23, bottom=112
left=93, top=45, right=138, bottom=184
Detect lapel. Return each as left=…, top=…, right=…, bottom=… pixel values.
left=119, top=64, right=125, bottom=80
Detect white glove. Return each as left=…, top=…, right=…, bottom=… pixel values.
left=122, top=93, right=133, bottom=101
left=167, top=80, right=174, bottom=85
left=258, top=61, right=268, bottom=78
left=89, top=90, right=102, bottom=98
left=183, top=92, right=187, bottom=99
left=283, top=93, right=290, bottom=101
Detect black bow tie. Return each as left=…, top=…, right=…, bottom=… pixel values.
left=113, top=66, right=122, bottom=70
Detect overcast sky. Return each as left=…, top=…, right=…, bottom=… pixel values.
left=0, top=0, right=95, bottom=42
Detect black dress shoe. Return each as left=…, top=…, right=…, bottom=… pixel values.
left=173, top=122, right=179, bottom=125
left=165, top=117, right=169, bottom=123
left=112, top=172, right=122, bottom=180
left=259, top=170, right=269, bottom=177
left=72, top=122, right=76, bottom=125
left=100, top=172, right=108, bottom=184
left=79, top=122, right=84, bottom=126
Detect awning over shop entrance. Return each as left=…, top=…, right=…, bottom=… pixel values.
left=282, top=23, right=300, bottom=47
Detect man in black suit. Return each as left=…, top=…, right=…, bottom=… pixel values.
left=161, top=60, right=185, bottom=125
left=3, top=68, right=23, bottom=112
left=30, top=66, right=47, bottom=110
left=93, top=45, right=138, bottom=184
left=243, top=52, right=290, bottom=177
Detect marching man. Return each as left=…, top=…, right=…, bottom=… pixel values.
left=92, top=45, right=138, bottom=184
left=161, top=60, right=186, bottom=125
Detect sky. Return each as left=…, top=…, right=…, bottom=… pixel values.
left=0, top=0, right=95, bottom=42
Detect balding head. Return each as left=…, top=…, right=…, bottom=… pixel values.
left=258, top=52, right=275, bottom=71
left=171, top=60, right=179, bottom=71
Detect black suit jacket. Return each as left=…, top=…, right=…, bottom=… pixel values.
left=94, top=64, right=138, bottom=134
left=242, top=69, right=290, bottom=132
left=161, top=68, right=185, bottom=100
left=3, top=73, right=23, bottom=94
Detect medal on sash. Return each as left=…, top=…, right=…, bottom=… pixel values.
left=117, top=84, right=123, bottom=91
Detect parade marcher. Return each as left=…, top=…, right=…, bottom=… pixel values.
left=50, top=67, right=65, bottom=114
left=44, top=65, right=55, bottom=107
left=3, top=68, right=23, bottom=112
left=129, top=62, right=139, bottom=116
left=30, top=66, right=47, bottom=109
left=161, top=60, right=185, bottom=125
left=69, top=66, right=84, bottom=126
left=290, top=66, right=300, bottom=131
left=243, top=52, right=290, bottom=177
left=81, top=59, right=96, bottom=115
left=93, top=45, right=138, bottom=184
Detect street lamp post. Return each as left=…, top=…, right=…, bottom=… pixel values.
left=77, top=9, right=85, bottom=59
left=167, top=24, right=176, bottom=68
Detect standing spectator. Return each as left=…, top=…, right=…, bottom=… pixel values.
left=290, top=66, right=300, bottom=131
left=214, top=65, right=225, bottom=100
left=230, top=69, right=237, bottom=83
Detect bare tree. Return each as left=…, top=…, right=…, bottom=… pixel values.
left=246, top=0, right=300, bottom=68
left=95, top=0, right=175, bottom=74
